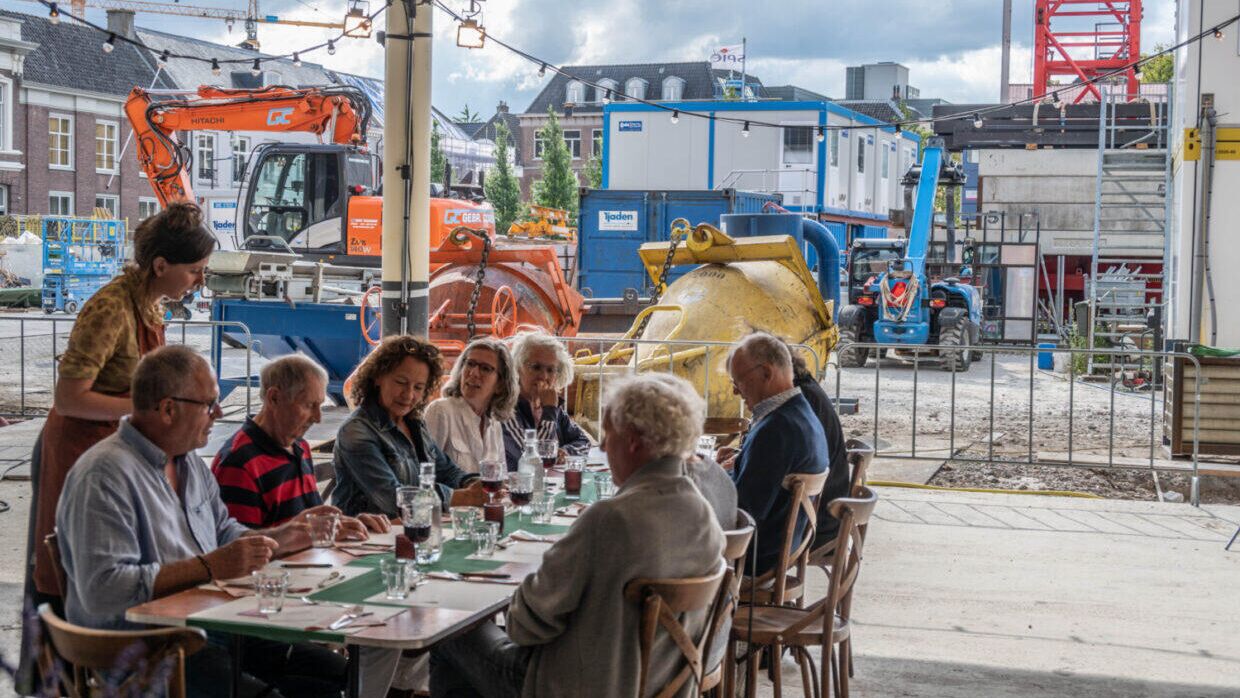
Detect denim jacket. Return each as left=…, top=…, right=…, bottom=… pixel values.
left=331, top=399, right=477, bottom=517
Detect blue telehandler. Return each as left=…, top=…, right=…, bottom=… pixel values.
left=836, top=137, right=980, bottom=371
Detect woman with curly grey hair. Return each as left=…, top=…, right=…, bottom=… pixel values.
left=501, top=331, right=593, bottom=470
left=424, top=338, right=518, bottom=473
left=331, top=335, right=486, bottom=517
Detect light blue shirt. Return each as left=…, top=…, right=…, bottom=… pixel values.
left=56, top=418, right=249, bottom=629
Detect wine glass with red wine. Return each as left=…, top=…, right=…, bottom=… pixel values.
left=401, top=500, right=434, bottom=579
left=537, top=439, right=559, bottom=469
left=508, top=471, right=534, bottom=522
left=479, top=459, right=505, bottom=503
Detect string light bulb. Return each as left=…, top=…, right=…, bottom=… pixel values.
left=670, top=109, right=679, bottom=124
left=538, top=63, right=546, bottom=77
left=250, top=58, right=262, bottom=76
left=327, top=39, right=336, bottom=55
left=1214, top=27, right=1225, bottom=41
left=157, top=49, right=170, bottom=70
left=210, top=58, right=221, bottom=76
left=48, top=3, right=60, bottom=25
left=742, top=121, right=750, bottom=137
left=816, top=126, right=825, bottom=142
left=293, top=52, right=302, bottom=67
left=895, top=122, right=902, bottom=134
left=972, top=113, right=984, bottom=129
left=102, top=33, right=116, bottom=53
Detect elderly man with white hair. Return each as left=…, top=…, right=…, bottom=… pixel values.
left=501, top=331, right=592, bottom=470
left=429, top=373, right=725, bottom=698
left=725, top=331, right=828, bottom=576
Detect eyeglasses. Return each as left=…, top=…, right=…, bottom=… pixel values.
left=463, top=358, right=497, bottom=376
left=170, top=396, right=221, bottom=413
left=525, top=361, right=558, bottom=375
left=729, top=363, right=766, bottom=389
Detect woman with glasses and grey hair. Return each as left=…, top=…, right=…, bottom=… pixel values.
left=501, top=331, right=592, bottom=470
left=425, top=338, right=519, bottom=473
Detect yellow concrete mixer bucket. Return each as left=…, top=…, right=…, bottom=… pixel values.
left=570, top=219, right=838, bottom=434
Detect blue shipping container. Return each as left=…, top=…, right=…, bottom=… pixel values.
left=577, top=189, right=781, bottom=298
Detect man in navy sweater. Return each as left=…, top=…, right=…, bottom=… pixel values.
left=725, top=333, right=829, bottom=576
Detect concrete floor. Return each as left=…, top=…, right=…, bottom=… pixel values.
left=0, top=475, right=1238, bottom=696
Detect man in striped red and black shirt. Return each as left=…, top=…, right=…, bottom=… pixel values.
left=213, top=355, right=387, bottom=532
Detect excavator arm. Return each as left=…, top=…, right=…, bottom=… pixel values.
left=125, top=85, right=371, bottom=206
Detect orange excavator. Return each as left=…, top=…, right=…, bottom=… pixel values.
left=125, top=84, right=496, bottom=264
left=126, top=85, right=584, bottom=351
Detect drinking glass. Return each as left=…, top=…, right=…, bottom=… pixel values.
left=537, top=438, right=559, bottom=468
left=401, top=499, right=435, bottom=566
left=380, top=557, right=410, bottom=600
left=479, top=459, right=505, bottom=504
left=450, top=507, right=480, bottom=541
left=253, top=570, right=289, bottom=614
left=508, top=471, right=534, bottom=521
left=306, top=512, right=340, bottom=548
left=563, top=456, right=585, bottom=498
left=472, top=520, right=499, bottom=557
left=531, top=494, right=556, bottom=524
left=396, top=486, right=419, bottom=513
left=595, top=473, right=616, bottom=500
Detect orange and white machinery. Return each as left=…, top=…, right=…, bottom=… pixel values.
left=125, top=85, right=495, bottom=265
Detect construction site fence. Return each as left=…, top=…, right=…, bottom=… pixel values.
left=823, top=342, right=1202, bottom=506
left=0, top=316, right=257, bottom=420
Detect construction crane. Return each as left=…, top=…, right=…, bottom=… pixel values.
left=22, top=0, right=372, bottom=50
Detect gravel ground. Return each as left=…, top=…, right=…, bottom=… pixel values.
left=823, top=350, right=1240, bottom=503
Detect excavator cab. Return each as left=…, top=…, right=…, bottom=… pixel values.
left=238, top=143, right=381, bottom=264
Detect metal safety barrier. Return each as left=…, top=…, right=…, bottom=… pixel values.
left=0, top=315, right=258, bottom=419
left=825, top=341, right=1202, bottom=505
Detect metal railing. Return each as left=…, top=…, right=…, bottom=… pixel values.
left=716, top=168, right=818, bottom=210
left=826, top=341, right=1202, bottom=505
left=0, top=316, right=258, bottom=419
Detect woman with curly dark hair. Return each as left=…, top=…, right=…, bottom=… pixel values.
left=31, top=202, right=214, bottom=601
left=331, top=335, right=486, bottom=517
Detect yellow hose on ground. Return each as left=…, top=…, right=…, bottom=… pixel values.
left=868, top=480, right=1104, bottom=499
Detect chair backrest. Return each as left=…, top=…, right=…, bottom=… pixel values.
left=43, top=532, right=67, bottom=600
left=314, top=456, right=338, bottom=501
left=37, top=604, right=208, bottom=698
left=767, top=470, right=828, bottom=603
left=722, top=510, right=755, bottom=587
left=783, top=487, right=879, bottom=641
left=624, top=561, right=728, bottom=698
left=845, top=438, right=874, bottom=497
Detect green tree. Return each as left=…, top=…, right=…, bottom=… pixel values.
left=456, top=104, right=481, bottom=122
left=483, top=121, right=522, bottom=235
left=531, top=106, right=579, bottom=216
left=582, top=153, right=603, bottom=189
left=431, top=122, right=450, bottom=189
left=1140, top=44, right=1173, bottom=83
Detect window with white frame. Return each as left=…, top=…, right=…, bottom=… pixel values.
left=661, top=76, right=685, bottom=101
left=783, top=126, right=814, bottom=165
left=881, top=144, right=890, bottom=179
left=625, top=78, right=647, bottom=100
left=534, top=132, right=545, bottom=160
left=49, top=114, right=73, bottom=169
left=595, top=79, right=618, bottom=103
left=592, top=130, right=602, bottom=158
left=138, top=197, right=160, bottom=221
left=0, top=185, right=8, bottom=215
left=563, top=129, right=581, bottom=159
left=0, top=77, right=11, bottom=152
left=232, top=136, right=251, bottom=183
left=857, top=138, right=866, bottom=174
left=94, top=194, right=119, bottom=218
left=565, top=80, right=585, bottom=105
left=49, top=191, right=74, bottom=216
left=96, top=120, right=119, bottom=173
left=828, top=130, right=839, bottom=167
left=196, top=133, right=217, bottom=183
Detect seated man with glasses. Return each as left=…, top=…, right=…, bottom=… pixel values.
left=500, top=331, right=592, bottom=471
left=56, top=345, right=353, bottom=697
left=724, top=332, right=829, bottom=576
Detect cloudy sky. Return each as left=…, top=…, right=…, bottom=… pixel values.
left=63, top=0, right=1176, bottom=118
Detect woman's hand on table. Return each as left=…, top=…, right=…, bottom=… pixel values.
left=450, top=480, right=489, bottom=508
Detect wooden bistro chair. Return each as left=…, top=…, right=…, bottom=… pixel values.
left=701, top=511, right=755, bottom=696
left=728, top=487, right=879, bottom=698
left=844, top=439, right=875, bottom=497
left=740, top=471, right=829, bottom=609
left=43, top=532, right=68, bottom=599
left=37, top=604, right=208, bottom=698
left=625, top=561, right=729, bottom=698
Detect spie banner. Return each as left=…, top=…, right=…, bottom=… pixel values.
left=710, top=44, right=745, bottom=68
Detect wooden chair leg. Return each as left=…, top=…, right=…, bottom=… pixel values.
left=837, top=644, right=849, bottom=697
left=746, top=646, right=761, bottom=698
left=772, top=642, right=783, bottom=697
left=723, top=638, right=736, bottom=698
left=826, top=643, right=838, bottom=698
left=793, top=647, right=814, bottom=698
left=170, top=651, right=187, bottom=698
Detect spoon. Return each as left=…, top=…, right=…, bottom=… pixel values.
left=316, top=571, right=343, bottom=589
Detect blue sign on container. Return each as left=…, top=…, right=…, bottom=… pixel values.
left=618, top=120, right=643, bottom=132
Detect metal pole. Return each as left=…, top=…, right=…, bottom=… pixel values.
left=1000, top=0, right=1013, bottom=103
left=381, top=0, right=432, bottom=337
left=740, top=37, right=747, bottom=101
